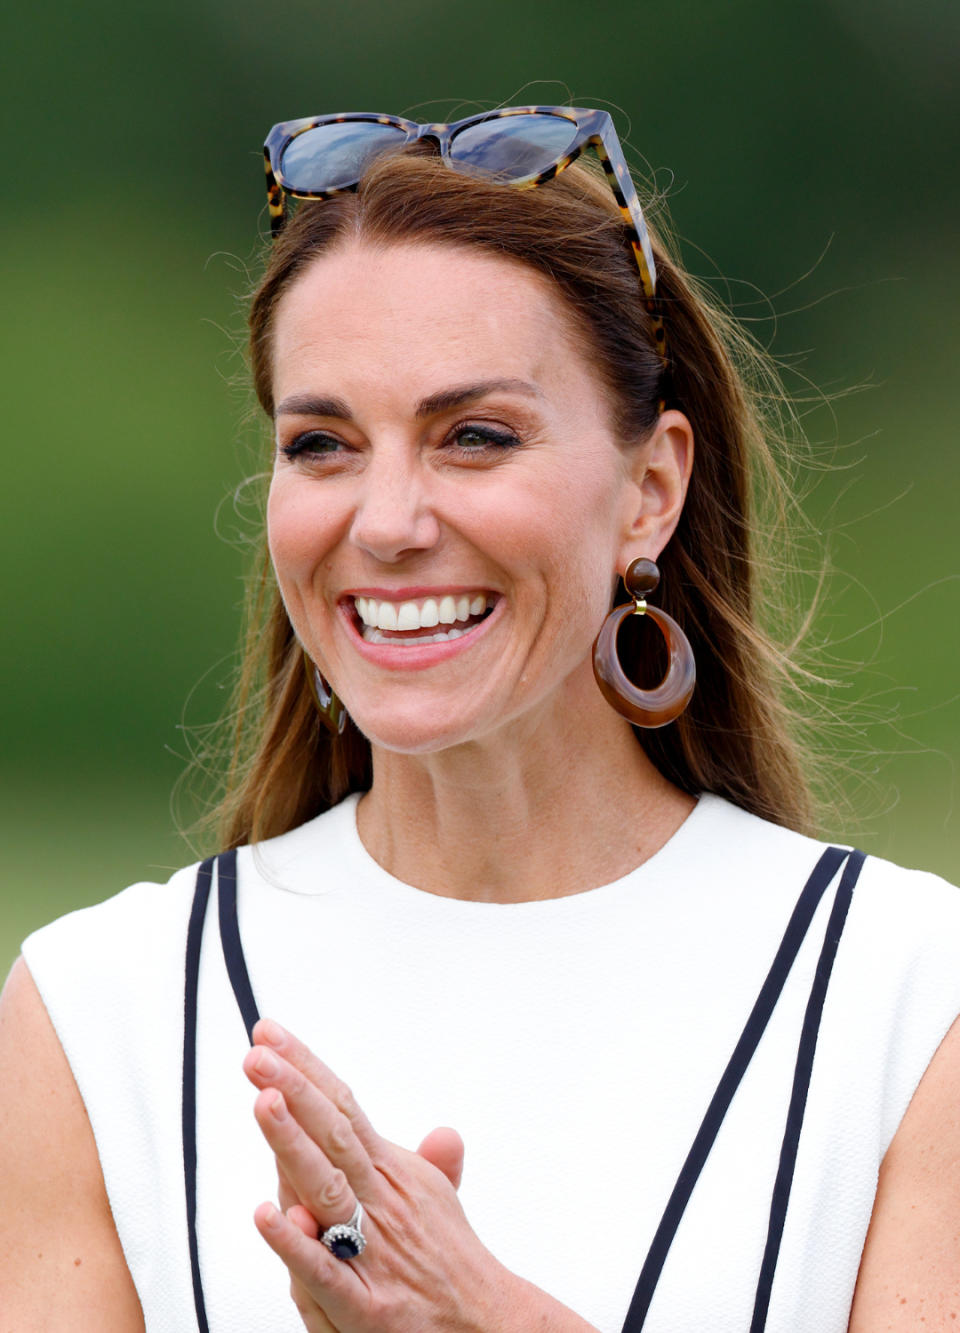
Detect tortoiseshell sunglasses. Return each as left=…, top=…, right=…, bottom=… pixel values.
left=263, top=105, right=664, bottom=357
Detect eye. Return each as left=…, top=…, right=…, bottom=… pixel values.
left=279, top=430, right=346, bottom=461
left=448, top=423, right=521, bottom=454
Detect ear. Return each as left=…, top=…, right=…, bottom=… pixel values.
left=617, top=409, right=694, bottom=569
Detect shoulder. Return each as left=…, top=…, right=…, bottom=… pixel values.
left=842, top=850, right=960, bottom=989
left=704, top=796, right=960, bottom=1122
left=20, top=795, right=361, bottom=1040
left=719, top=794, right=960, bottom=994
left=22, top=860, right=203, bottom=1023
left=697, top=797, right=960, bottom=1052
left=698, top=793, right=960, bottom=928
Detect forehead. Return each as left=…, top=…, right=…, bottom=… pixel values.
left=269, top=239, right=602, bottom=406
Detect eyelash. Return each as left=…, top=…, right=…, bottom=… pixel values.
left=279, top=431, right=342, bottom=461
left=278, top=422, right=522, bottom=462
left=448, top=423, right=521, bottom=454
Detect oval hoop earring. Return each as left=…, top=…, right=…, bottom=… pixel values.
left=304, top=651, right=347, bottom=736
left=592, top=558, right=696, bottom=728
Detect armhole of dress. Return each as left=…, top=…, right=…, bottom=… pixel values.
left=621, top=846, right=867, bottom=1333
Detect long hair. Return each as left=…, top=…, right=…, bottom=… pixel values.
left=206, top=147, right=819, bottom=847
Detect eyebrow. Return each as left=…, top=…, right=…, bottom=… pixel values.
left=414, top=379, right=543, bottom=419
left=274, top=379, right=543, bottom=421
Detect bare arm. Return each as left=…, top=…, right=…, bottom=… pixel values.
left=848, top=1011, right=960, bottom=1329
left=0, top=956, right=144, bottom=1331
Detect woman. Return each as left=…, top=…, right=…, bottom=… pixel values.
left=2, top=108, right=959, bottom=1332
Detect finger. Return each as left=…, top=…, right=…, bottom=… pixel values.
left=278, top=1165, right=306, bottom=1218
left=245, top=1046, right=380, bottom=1198
left=287, top=1203, right=321, bottom=1241
left=254, top=1203, right=354, bottom=1332
left=278, top=1163, right=295, bottom=1205
left=253, top=1088, right=360, bottom=1230
left=416, top=1127, right=465, bottom=1190
left=252, top=1019, right=382, bottom=1154
left=289, top=1276, right=340, bottom=1333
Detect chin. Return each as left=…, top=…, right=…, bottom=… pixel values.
left=348, top=701, right=491, bottom=757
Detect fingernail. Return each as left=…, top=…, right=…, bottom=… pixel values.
left=254, top=1049, right=279, bottom=1078
left=262, top=1203, right=281, bottom=1229
left=259, top=1019, right=285, bottom=1049
left=270, top=1092, right=287, bottom=1121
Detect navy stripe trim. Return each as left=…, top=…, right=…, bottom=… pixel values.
left=749, top=848, right=865, bottom=1330
left=216, top=848, right=261, bottom=1042
left=182, top=856, right=214, bottom=1333
left=621, top=845, right=849, bottom=1332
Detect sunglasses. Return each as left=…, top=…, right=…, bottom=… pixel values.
left=263, top=105, right=664, bottom=354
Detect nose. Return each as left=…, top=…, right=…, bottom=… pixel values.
left=348, top=451, right=441, bottom=563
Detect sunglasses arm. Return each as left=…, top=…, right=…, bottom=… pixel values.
left=585, top=122, right=667, bottom=370
left=264, top=149, right=287, bottom=237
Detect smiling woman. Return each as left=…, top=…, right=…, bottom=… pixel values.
left=3, top=109, right=960, bottom=1333
left=265, top=239, right=677, bottom=767
left=230, top=142, right=812, bottom=850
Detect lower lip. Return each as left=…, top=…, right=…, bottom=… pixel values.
left=339, top=599, right=502, bottom=671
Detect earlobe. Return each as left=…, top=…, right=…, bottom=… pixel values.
left=619, top=409, right=694, bottom=562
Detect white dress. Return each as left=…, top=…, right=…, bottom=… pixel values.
left=22, top=794, right=960, bottom=1332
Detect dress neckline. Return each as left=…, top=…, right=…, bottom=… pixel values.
left=254, top=790, right=736, bottom=911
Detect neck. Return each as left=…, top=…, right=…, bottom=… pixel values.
left=356, top=676, right=695, bottom=904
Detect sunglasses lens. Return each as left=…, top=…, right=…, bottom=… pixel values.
left=450, top=114, right=578, bottom=181
left=280, top=121, right=409, bottom=192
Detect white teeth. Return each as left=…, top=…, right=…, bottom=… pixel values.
left=362, top=625, right=468, bottom=645
left=396, top=601, right=420, bottom=631
left=353, top=593, right=494, bottom=633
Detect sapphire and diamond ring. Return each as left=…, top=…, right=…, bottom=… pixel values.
left=320, top=1201, right=367, bottom=1260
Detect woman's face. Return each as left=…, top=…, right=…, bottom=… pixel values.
left=267, top=239, right=681, bottom=755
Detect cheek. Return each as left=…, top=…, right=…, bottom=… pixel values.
left=266, top=479, right=328, bottom=589
left=513, top=467, right=624, bottom=583
left=265, top=484, right=340, bottom=657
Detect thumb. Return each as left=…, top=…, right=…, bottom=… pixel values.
left=416, top=1126, right=465, bottom=1189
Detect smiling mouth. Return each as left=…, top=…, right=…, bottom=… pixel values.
left=351, top=593, right=497, bottom=646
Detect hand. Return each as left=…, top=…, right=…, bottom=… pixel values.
left=242, top=1018, right=528, bottom=1333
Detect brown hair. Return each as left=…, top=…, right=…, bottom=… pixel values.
left=208, top=147, right=819, bottom=848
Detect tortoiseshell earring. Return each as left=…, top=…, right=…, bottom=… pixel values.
left=304, top=652, right=347, bottom=736
left=592, top=558, right=696, bottom=728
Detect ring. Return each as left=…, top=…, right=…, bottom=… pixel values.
left=320, top=1201, right=366, bottom=1260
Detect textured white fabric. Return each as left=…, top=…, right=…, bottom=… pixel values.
left=22, top=794, right=960, bottom=1333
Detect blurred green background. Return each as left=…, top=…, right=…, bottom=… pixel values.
left=3, top=0, right=958, bottom=972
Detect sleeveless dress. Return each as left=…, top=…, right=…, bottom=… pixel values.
left=22, top=793, right=960, bottom=1332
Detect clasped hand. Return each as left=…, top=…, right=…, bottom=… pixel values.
left=242, top=1018, right=525, bottom=1333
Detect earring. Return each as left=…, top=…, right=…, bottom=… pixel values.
left=592, top=557, right=696, bottom=728
left=304, top=652, right=347, bottom=736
